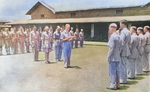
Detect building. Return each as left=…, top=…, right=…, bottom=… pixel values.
left=6, top=1, right=150, bottom=41
left=0, top=18, right=12, bottom=30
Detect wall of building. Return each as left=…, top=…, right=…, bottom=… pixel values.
left=30, top=4, right=150, bottom=20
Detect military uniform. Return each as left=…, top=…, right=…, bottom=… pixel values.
left=108, top=32, right=121, bottom=89
left=143, top=32, right=150, bottom=71
left=127, top=33, right=139, bottom=78
left=17, top=30, right=25, bottom=53
left=41, top=31, right=52, bottom=62
left=119, top=28, right=131, bottom=83
left=79, top=31, right=84, bottom=47
left=11, top=30, right=18, bottom=54
left=24, top=31, right=30, bottom=53
left=74, top=32, right=79, bottom=48
left=70, top=30, right=74, bottom=48
left=3, top=31, right=11, bottom=55
left=53, top=30, right=62, bottom=61
left=135, top=34, right=146, bottom=75
left=0, top=31, right=4, bottom=55
left=60, top=30, right=72, bottom=68
left=30, top=30, right=40, bottom=61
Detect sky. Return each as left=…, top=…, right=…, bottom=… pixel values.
left=0, top=0, right=150, bottom=22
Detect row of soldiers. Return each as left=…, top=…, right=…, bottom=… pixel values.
left=0, top=25, right=84, bottom=65
left=107, top=20, right=150, bottom=90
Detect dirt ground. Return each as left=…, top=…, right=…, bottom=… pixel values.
left=0, top=45, right=150, bottom=92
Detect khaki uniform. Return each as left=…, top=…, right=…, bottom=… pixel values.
left=0, top=31, right=4, bottom=55
left=3, top=31, right=11, bottom=55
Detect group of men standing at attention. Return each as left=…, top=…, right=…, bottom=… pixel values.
left=107, top=19, right=150, bottom=90
left=0, top=24, right=84, bottom=68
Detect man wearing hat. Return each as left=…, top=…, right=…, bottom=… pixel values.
left=74, top=28, right=79, bottom=48
left=135, top=27, right=145, bottom=75
left=0, top=29, right=4, bottom=55
left=53, top=26, right=62, bottom=61
left=70, top=27, right=74, bottom=48
left=61, top=24, right=73, bottom=68
left=30, top=26, right=40, bottom=61
left=143, top=26, right=150, bottom=72
left=119, top=20, right=131, bottom=84
left=107, top=23, right=121, bottom=90
left=127, top=26, right=139, bottom=79
left=79, top=29, right=84, bottom=47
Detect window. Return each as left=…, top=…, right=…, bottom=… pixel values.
left=116, top=10, right=123, bottom=15
left=70, top=12, right=76, bottom=17
left=41, top=14, right=44, bottom=18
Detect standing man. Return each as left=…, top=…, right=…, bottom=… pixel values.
left=3, top=28, right=11, bottom=55
left=119, top=20, right=131, bottom=84
left=41, top=26, right=52, bottom=64
left=127, top=26, right=139, bottom=79
left=61, top=24, right=73, bottom=68
left=107, top=23, right=121, bottom=90
left=24, top=29, right=30, bottom=53
left=74, top=28, right=79, bottom=48
left=49, top=27, right=53, bottom=50
left=70, top=27, right=74, bottom=48
left=0, top=29, right=4, bottom=55
left=30, top=26, right=40, bottom=61
left=79, top=29, right=84, bottom=47
left=136, top=27, right=145, bottom=75
left=143, top=26, right=150, bottom=72
left=53, top=26, right=62, bottom=61
left=11, top=27, right=18, bottom=54
left=17, top=26, right=25, bottom=54
left=38, top=27, right=42, bottom=51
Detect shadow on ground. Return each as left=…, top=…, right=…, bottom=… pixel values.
left=69, top=66, right=81, bottom=69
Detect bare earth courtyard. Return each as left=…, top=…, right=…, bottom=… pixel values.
left=0, top=44, right=150, bottom=92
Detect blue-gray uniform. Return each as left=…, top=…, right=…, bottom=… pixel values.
left=60, top=30, right=72, bottom=68
left=143, top=32, right=150, bottom=71
left=53, top=30, right=62, bottom=61
left=108, top=32, right=121, bottom=89
left=119, top=28, right=131, bottom=84
left=127, top=33, right=139, bottom=78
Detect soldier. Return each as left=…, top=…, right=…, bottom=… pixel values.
left=70, top=27, right=74, bottom=48
left=127, top=26, right=139, bottom=79
left=119, top=20, right=131, bottom=84
left=53, top=26, right=62, bottom=61
left=3, top=28, right=11, bottom=55
left=17, top=26, right=25, bottom=53
left=49, top=27, right=53, bottom=50
left=60, top=24, right=73, bottom=69
left=74, top=28, right=79, bottom=48
left=30, top=26, right=40, bottom=61
left=24, top=29, right=30, bottom=53
left=107, top=23, right=121, bottom=90
left=79, top=29, right=84, bottom=47
left=0, top=29, right=4, bottom=55
left=38, top=27, right=42, bottom=51
left=11, top=27, right=18, bottom=54
left=136, top=27, right=145, bottom=75
left=143, top=26, right=150, bottom=72
left=41, top=26, right=52, bottom=64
